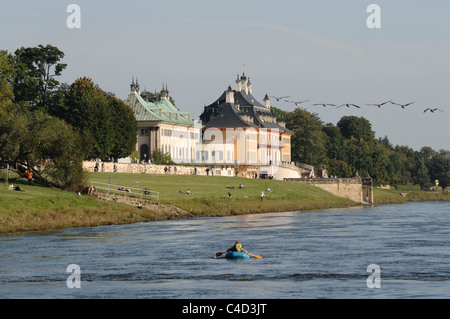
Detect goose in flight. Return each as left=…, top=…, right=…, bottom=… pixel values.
left=313, top=103, right=336, bottom=107
left=285, top=99, right=309, bottom=106
left=337, top=103, right=361, bottom=108
left=366, top=100, right=392, bottom=108
left=270, top=95, right=290, bottom=102
left=391, top=101, right=415, bottom=109
left=423, top=108, right=444, bottom=113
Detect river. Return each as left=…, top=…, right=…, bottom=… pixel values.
left=0, top=201, right=449, bottom=299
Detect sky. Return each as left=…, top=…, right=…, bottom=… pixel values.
left=1, top=0, right=449, bottom=151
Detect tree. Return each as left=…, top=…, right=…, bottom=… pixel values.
left=151, top=149, right=174, bottom=165
left=378, top=135, right=394, bottom=151
left=341, top=137, right=373, bottom=177
left=12, top=44, right=66, bottom=111
left=385, top=151, right=403, bottom=186
left=427, top=150, right=450, bottom=190
left=0, top=110, right=86, bottom=190
left=0, top=50, right=16, bottom=118
left=59, top=77, right=114, bottom=159
left=285, top=108, right=327, bottom=168
left=369, top=143, right=390, bottom=185
left=106, top=94, right=137, bottom=159
left=337, top=116, right=375, bottom=143
left=323, top=123, right=345, bottom=160
left=325, top=158, right=353, bottom=178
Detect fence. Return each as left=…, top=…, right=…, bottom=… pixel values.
left=89, top=181, right=159, bottom=201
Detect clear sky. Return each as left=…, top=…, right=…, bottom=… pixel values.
left=1, top=0, right=449, bottom=151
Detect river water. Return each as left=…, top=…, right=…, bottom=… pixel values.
left=0, top=201, right=449, bottom=299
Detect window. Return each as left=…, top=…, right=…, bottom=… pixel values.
left=140, top=128, right=149, bottom=136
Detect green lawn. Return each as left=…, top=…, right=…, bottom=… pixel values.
left=0, top=179, right=166, bottom=234
left=87, top=172, right=358, bottom=216
left=373, top=186, right=449, bottom=205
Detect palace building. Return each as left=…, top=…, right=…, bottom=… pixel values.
left=124, top=74, right=300, bottom=179
left=199, top=73, right=295, bottom=178
left=124, top=78, right=201, bottom=163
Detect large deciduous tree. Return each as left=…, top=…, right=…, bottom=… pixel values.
left=0, top=110, right=86, bottom=190
left=12, top=44, right=67, bottom=111
left=337, top=116, right=375, bottom=143
left=106, top=94, right=137, bottom=160
left=59, top=77, right=113, bottom=159
left=285, top=108, right=327, bottom=168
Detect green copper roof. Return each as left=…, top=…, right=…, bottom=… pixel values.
left=125, top=92, right=196, bottom=126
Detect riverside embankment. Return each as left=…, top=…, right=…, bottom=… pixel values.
left=1, top=173, right=448, bottom=234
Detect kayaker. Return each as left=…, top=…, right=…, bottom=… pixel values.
left=226, top=241, right=248, bottom=254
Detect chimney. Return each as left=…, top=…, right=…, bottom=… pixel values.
left=235, top=74, right=241, bottom=92
left=226, top=85, right=234, bottom=104
left=240, top=72, right=248, bottom=94
left=130, top=76, right=136, bottom=94
left=263, top=93, right=271, bottom=109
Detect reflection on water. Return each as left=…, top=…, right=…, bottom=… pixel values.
left=0, top=201, right=449, bottom=299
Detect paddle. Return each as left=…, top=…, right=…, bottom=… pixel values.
left=216, top=252, right=226, bottom=257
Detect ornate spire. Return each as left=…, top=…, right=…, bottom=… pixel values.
left=130, top=76, right=136, bottom=93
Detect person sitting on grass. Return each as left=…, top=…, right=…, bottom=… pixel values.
left=137, top=202, right=143, bottom=209
left=8, top=183, right=22, bottom=191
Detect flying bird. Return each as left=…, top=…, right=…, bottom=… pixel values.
left=391, top=101, right=415, bottom=109
left=270, top=95, right=290, bottom=101
left=337, top=103, right=361, bottom=108
left=423, top=108, right=444, bottom=113
left=313, top=103, right=336, bottom=107
left=285, top=99, right=309, bottom=106
left=366, top=100, right=392, bottom=108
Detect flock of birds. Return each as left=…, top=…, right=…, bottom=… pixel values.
left=269, top=96, right=444, bottom=113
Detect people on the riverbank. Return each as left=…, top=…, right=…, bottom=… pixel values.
left=8, top=183, right=22, bottom=191
left=26, top=171, right=33, bottom=184
left=177, top=189, right=192, bottom=195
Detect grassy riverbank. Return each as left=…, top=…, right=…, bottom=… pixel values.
left=87, top=173, right=359, bottom=216
left=373, top=186, right=449, bottom=205
left=1, top=172, right=448, bottom=234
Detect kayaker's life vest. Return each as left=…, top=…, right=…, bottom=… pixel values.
left=235, top=243, right=243, bottom=252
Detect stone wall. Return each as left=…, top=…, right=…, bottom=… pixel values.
left=285, top=177, right=371, bottom=204
left=84, top=161, right=302, bottom=179
left=83, top=161, right=233, bottom=176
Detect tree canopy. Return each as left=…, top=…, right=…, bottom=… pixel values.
left=276, top=106, right=448, bottom=190
left=0, top=45, right=137, bottom=190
